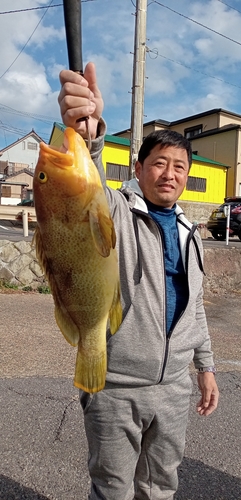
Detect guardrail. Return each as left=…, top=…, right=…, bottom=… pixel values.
left=0, top=205, right=36, bottom=237
left=0, top=205, right=36, bottom=221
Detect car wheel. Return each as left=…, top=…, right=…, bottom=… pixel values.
left=212, top=231, right=226, bottom=241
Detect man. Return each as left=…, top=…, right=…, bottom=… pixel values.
left=58, top=62, right=219, bottom=500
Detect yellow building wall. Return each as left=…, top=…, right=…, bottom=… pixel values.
left=49, top=127, right=65, bottom=148
left=190, top=130, right=236, bottom=197
left=179, top=160, right=226, bottom=203
left=102, top=142, right=129, bottom=190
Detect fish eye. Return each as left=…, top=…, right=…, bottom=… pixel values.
left=38, top=171, right=47, bottom=183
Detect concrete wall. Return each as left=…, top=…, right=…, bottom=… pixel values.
left=203, top=247, right=241, bottom=294
left=178, top=200, right=220, bottom=222
left=0, top=238, right=240, bottom=295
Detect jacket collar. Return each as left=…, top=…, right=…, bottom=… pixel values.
left=120, top=178, right=199, bottom=269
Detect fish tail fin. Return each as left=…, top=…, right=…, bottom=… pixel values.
left=109, top=282, right=122, bottom=335
left=74, top=349, right=107, bottom=394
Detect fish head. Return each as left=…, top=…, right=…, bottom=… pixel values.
left=33, top=127, right=102, bottom=218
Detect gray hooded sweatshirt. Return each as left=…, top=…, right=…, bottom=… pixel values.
left=91, top=120, right=214, bottom=388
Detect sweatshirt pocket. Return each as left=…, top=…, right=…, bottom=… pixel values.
left=106, top=284, right=166, bottom=384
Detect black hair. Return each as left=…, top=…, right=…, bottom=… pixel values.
left=138, top=129, right=192, bottom=168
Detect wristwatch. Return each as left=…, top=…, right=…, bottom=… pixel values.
left=198, top=366, right=216, bottom=374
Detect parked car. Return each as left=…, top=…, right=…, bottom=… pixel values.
left=207, top=197, right=241, bottom=241
left=17, top=199, right=34, bottom=207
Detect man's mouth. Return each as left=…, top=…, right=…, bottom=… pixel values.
left=157, top=184, right=174, bottom=190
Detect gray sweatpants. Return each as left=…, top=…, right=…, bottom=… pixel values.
left=80, top=376, right=192, bottom=500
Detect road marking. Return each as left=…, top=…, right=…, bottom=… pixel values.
left=0, top=225, right=9, bottom=230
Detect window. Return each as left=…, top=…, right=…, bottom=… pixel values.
left=22, top=142, right=25, bottom=150
left=1, top=185, right=11, bottom=197
left=27, top=141, right=38, bottom=150
left=186, top=176, right=206, bottom=192
left=184, top=125, right=203, bottom=139
left=106, top=163, right=129, bottom=181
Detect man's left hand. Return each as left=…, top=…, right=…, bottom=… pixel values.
left=196, top=372, right=219, bottom=416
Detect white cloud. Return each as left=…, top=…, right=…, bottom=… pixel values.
left=47, top=63, right=66, bottom=80
left=85, top=51, right=133, bottom=108
left=1, top=0, right=241, bottom=146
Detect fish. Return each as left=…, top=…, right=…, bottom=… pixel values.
left=33, top=127, right=122, bottom=393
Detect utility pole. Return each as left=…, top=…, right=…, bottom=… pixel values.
left=129, top=0, right=147, bottom=179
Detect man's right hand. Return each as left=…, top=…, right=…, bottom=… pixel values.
left=58, top=62, right=104, bottom=140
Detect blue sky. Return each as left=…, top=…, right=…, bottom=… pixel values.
left=1, top=0, right=241, bottom=149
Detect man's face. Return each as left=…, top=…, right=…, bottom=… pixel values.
left=135, top=144, right=189, bottom=208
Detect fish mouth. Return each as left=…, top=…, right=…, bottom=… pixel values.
left=39, top=128, right=75, bottom=168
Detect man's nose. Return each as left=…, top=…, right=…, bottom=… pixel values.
left=161, top=164, right=174, bottom=179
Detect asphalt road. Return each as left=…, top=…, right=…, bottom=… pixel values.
left=0, top=221, right=35, bottom=243
left=0, top=291, right=241, bottom=500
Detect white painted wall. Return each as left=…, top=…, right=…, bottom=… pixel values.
left=0, top=136, right=40, bottom=170
left=1, top=197, right=20, bottom=205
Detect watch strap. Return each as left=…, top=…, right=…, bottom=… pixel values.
left=198, top=366, right=216, bottom=374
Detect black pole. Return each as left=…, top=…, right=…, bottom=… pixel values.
left=62, top=0, right=90, bottom=137
left=63, top=0, right=83, bottom=74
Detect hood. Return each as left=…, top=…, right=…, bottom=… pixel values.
left=121, top=178, right=148, bottom=212
left=120, top=178, right=193, bottom=229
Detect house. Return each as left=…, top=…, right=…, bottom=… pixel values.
left=114, top=108, right=241, bottom=197
left=0, top=129, right=44, bottom=173
left=0, top=130, right=44, bottom=205
left=0, top=169, right=34, bottom=205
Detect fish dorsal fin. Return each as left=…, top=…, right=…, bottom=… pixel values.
left=89, top=207, right=116, bottom=257
left=33, top=225, right=80, bottom=347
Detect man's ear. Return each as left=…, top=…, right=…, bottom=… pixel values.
left=135, top=160, right=141, bottom=179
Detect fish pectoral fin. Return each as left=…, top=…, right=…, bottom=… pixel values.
left=109, top=282, right=122, bottom=335
left=74, top=349, right=107, bottom=393
left=89, top=208, right=116, bottom=257
left=54, top=300, right=80, bottom=347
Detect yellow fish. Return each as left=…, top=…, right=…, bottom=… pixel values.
left=33, top=127, right=122, bottom=393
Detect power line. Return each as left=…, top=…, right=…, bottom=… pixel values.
left=146, top=47, right=241, bottom=90
left=0, top=1, right=55, bottom=80
left=0, top=103, right=57, bottom=124
left=0, top=0, right=99, bottom=79
left=216, top=0, right=241, bottom=15
left=0, top=123, right=50, bottom=139
left=0, top=5, right=62, bottom=15
left=0, top=123, right=50, bottom=141
left=152, top=1, right=241, bottom=47
left=0, top=120, right=9, bottom=149
left=0, top=1, right=96, bottom=15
